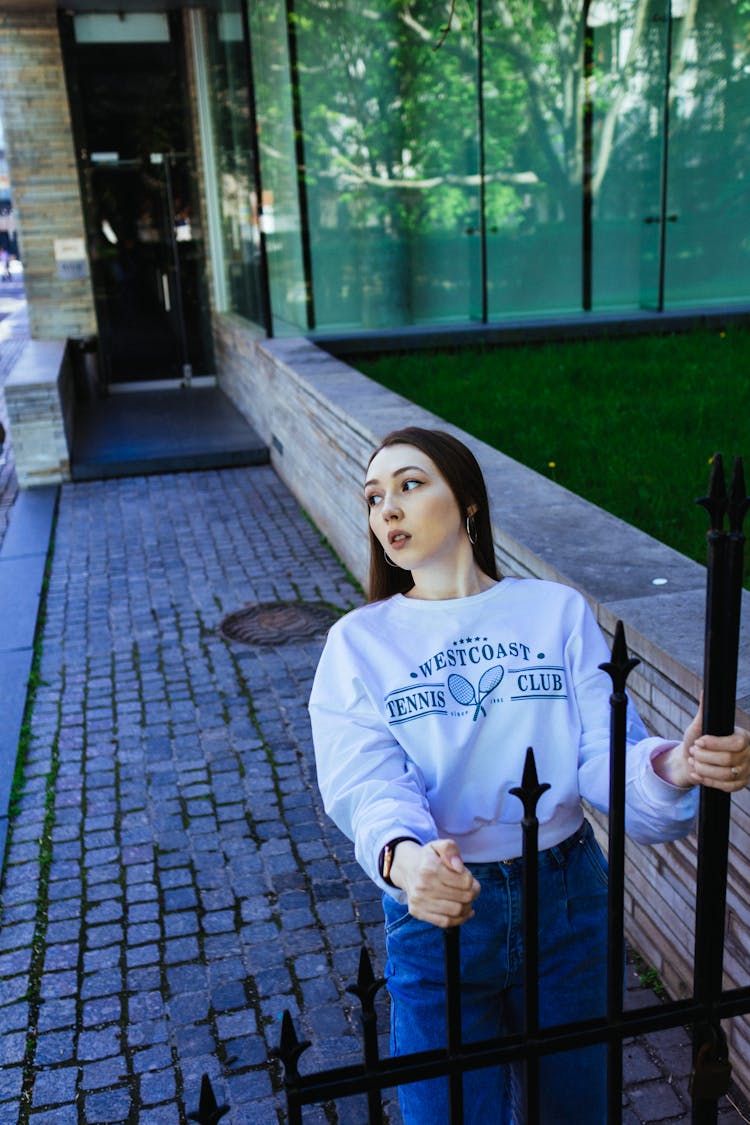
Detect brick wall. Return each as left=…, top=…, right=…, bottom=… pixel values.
left=213, top=312, right=750, bottom=1098
left=0, top=2, right=96, bottom=340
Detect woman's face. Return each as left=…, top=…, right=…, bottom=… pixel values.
left=364, top=443, right=468, bottom=574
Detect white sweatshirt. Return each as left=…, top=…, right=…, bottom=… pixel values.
left=309, top=578, right=698, bottom=902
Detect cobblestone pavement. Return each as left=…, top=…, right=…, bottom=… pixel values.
left=0, top=462, right=749, bottom=1122
left=0, top=284, right=28, bottom=546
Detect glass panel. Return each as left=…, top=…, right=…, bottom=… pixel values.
left=239, top=0, right=750, bottom=331
left=204, top=1, right=265, bottom=326
left=483, top=1, right=584, bottom=318
left=65, top=14, right=214, bottom=382
left=665, top=0, right=750, bottom=307
left=589, top=0, right=669, bottom=311
left=293, top=0, right=480, bottom=331
left=246, top=1, right=307, bottom=334
left=83, top=152, right=213, bottom=383
left=73, top=13, right=170, bottom=44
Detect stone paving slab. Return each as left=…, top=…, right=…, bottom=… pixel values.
left=0, top=463, right=748, bottom=1124
left=0, top=484, right=58, bottom=871
left=0, top=552, right=48, bottom=651
left=0, top=649, right=34, bottom=858
left=0, top=485, right=57, bottom=563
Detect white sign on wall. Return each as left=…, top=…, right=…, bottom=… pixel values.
left=54, top=238, right=89, bottom=280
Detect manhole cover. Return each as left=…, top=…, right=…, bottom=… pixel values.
left=219, top=601, right=339, bottom=646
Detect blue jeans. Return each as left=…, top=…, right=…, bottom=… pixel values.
left=383, top=820, right=608, bottom=1125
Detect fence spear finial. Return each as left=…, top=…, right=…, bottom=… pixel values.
left=599, top=620, right=640, bottom=694
left=509, top=747, right=551, bottom=819
left=270, top=1009, right=311, bottom=1080
left=697, top=452, right=728, bottom=531
left=187, top=1073, right=230, bottom=1124
left=347, top=946, right=386, bottom=1011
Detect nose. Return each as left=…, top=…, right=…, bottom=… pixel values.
left=380, top=494, right=402, bottom=521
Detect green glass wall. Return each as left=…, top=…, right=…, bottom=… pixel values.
left=590, top=0, right=671, bottom=311
left=591, top=0, right=750, bottom=313
left=295, top=0, right=481, bottom=329
left=204, top=2, right=264, bottom=326
left=246, top=1, right=307, bottom=334
left=664, top=1, right=750, bottom=307
left=482, top=5, right=584, bottom=317
left=203, top=1, right=750, bottom=334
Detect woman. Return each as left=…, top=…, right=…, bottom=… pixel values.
left=309, top=427, right=749, bottom=1124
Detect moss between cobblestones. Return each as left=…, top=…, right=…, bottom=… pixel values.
left=6, top=548, right=55, bottom=829
left=7, top=667, right=43, bottom=824
left=631, top=950, right=667, bottom=1000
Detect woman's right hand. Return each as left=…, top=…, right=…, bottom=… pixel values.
left=389, top=839, right=481, bottom=928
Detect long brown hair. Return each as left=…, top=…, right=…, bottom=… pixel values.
left=366, top=427, right=499, bottom=602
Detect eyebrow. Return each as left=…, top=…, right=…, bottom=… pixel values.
left=364, top=465, right=429, bottom=490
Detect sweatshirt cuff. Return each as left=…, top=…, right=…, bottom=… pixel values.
left=642, top=739, right=696, bottom=801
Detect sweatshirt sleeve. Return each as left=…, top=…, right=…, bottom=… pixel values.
left=309, top=620, right=439, bottom=898
left=568, top=595, right=699, bottom=843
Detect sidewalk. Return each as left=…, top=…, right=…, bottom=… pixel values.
left=0, top=461, right=748, bottom=1122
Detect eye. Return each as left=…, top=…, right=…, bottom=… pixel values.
left=365, top=493, right=382, bottom=508
left=402, top=479, right=421, bottom=492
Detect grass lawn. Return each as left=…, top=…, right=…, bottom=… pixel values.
left=355, top=323, right=750, bottom=579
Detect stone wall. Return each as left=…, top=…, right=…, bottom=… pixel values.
left=213, top=311, right=750, bottom=1096
left=0, top=2, right=96, bottom=340
left=5, top=339, right=72, bottom=487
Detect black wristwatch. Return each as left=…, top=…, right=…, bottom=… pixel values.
left=378, top=836, right=420, bottom=886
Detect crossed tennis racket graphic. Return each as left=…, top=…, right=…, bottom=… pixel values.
left=447, top=664, right=504, bottom=720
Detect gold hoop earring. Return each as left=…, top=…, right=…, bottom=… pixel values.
left=466, top=514, right=477, bottom=545
left=384, top=552, right=399, bottom=568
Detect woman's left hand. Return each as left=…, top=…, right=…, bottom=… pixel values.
left=684, top=726, right=750, bottom=792
left=655, top=699, right=750, bottom=792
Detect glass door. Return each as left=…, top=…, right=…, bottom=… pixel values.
left=84, top=152, right=206, bottom=383
left=664, top=1, right=750, bottom=308
left=61, top=10, right=214, bottom=384
left=483, top=1, right=586, bottom=319
left=589, top=0, right=672, bottom=312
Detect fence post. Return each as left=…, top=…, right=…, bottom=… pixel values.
left=270, top=1009, right=311, bottom=1125
left=443, top=927, right=465, bottom=1123
left=346, top=946, right=387, bottom=1125
left=509, top=747, right=550, bottom=1123
left=600, top=620, right=640, bottom=1124
left=691, top=455, right=748, bottom=1122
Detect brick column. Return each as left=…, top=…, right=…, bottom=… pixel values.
left=0, top=0, right=96, bottom=339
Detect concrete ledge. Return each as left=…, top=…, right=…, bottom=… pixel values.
left=4, top=338, right=73, bottom=487
left=0, top=485, right=57, bottom=864
left=214, top=315, right=750, bottom=1095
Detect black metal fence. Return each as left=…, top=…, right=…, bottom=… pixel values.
left=190, top=455, right=750, bottom=1125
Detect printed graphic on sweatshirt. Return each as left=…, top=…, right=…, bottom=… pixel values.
left=383, top=634, right=568, bottom=725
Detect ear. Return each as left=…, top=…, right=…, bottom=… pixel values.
left=467, top=502, right=479, bottom=518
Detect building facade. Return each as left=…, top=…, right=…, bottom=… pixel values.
left=1, top=0, right=749, bottom=393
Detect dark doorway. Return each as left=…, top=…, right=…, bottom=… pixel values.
left=60, top=10, right=214, bottom=386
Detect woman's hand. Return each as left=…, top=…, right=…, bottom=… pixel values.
left=389, top=839, right=481, bottom=928
left=653, top=699, right=750, bottom=793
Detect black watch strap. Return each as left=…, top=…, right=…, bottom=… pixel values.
left=379, top=836, right=420, bottom=886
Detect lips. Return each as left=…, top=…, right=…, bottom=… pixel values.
left=388, top=531, right=411, bottom=549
